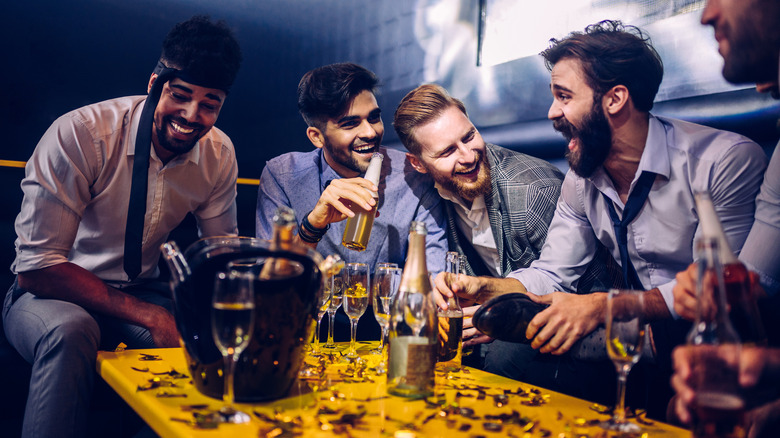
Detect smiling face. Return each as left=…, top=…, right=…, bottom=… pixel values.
left=701, top=0, right=780, bottom=83
left=315, top=90, right=384, bottom=177
left=150, top=75, right=226, bottom=162
left=548, top=58, right=613, bottom=178
left=408, top=105, right=490, bottom=202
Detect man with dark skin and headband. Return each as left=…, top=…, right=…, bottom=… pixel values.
left=2, top=16, right=242, bottom=437
left=434, top=20, right=767, bottom=416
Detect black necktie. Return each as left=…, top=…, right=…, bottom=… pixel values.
left=602, top=171, right=656, bottom=290
left=123, top=65, right=176, bottom=280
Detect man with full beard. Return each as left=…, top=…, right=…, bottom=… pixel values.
left=435, top=20, right=767, bottom=416
left=2, top=16, right=242, bottom=438
left=395, top=83, right=620, bottom=370
left=669, top=0, right=780, bottom=435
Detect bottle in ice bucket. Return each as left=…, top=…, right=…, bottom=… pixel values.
left=687, top=237, right=745, bottom=438
left=694, top=191, right=766, bottom=346
left=387, top=221, right=436, bottom=397
left=342, top=152, right=383, bottom=251
left=436, top=251, right=463, bottom=372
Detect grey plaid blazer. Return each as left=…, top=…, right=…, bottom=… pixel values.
left=444, top=144, right=621, bottom=294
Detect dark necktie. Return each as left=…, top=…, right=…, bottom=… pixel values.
left=602, top=171, right=656, bottom=290
left=123, top=65, right=176, bottom=280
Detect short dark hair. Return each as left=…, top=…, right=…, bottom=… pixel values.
left=297, top=63, right=379, bottom=129
left=160, top=15, right=242, bottom=92
left=540, top=20, right=663, bottom=112
left=393, top=84, right=467, bottom=155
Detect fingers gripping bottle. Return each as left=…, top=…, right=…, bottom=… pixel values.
left=342, top=152, right=383, bottom=251
left=387, top=221, right=436, bottom=397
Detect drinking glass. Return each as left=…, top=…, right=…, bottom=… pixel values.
left=404, top=292, right=427, bottom=336
left=601, top=289, right=645, bottom=432
left=372, top=266, right=402, bottom=355
left=310, top=280, right=332, bottom=356
left=343, top=263, right=370, bottom=358
left=323, top=272, right=344, bottom=350
left=211, top=270, right=255, bottom=424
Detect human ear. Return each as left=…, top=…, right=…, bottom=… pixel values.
left=406, top=153, right=428, bottom=174
left=604, top=85, right=629, bottom=115
left=147, top=73, right=158, bottom=94
left=307, top=127, right=325, bottom=149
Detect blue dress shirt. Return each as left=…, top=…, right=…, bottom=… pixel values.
left=256, top=147, right=448, bottom=274
left=508, top=115, right=768, bottom=315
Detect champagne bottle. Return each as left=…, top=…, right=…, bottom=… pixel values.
left=436, top=252, right=463, bottom=372
left=387, top=221, right=436, bottom=397
left=342, top=152, right=383, bottom=251
left=687, top=237, right=746, bottom=438
left=694, top=191, right=766, bottom=345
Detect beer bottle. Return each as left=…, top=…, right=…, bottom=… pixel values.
left=436, top=252, right=463, bottom=372
left=342, top=152, right=383, bottom=251
left=387, top=221, right=436, bottom=397
left=694, top=191, right=766, bottom=345
left=687, top=237, right=745, bottom=438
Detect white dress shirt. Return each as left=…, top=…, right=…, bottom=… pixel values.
left=436, top=187, right=501, bottom=276
left=12, top=96, right=239, bottom=283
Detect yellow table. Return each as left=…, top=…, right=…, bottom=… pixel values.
left=97, top=344, right=688, bottom=437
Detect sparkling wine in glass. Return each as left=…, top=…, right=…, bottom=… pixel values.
left=211, top=270, right=255, bottom=424
left=372, top=266, right=402, bottom=356
left=404, top=292, right=427, bottom=336
left=343, top=263, right=370, bottom=358
left=323, top=272, right=344, bottom=350
left=601, top=289, right=645, bottom=432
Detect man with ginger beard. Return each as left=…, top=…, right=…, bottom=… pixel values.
left=395, top=83, right=619, bottom=370
left=432, top=20, right=767, bottom=416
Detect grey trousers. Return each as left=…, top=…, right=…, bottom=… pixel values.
left=2, top=278, right=172, bottom=438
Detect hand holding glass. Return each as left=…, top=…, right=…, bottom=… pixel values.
left=601, top=289, right=645, bottom=433
left=211, top=270, right=255, bottom=424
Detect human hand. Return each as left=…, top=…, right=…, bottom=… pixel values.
left=525, top=291, right=605, bottom=355
left=462, top=305, right=493, bottom=347
left=307, top=177, right=378, bottom=229
left=146, top=305, right=181, bottom=348
left=673, top=263, right=698, bottom=321
left=745, top=398, right=780, bottom=438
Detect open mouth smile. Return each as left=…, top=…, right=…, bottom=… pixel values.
left=170, top=121, right=195, bottom=135
left=353, top=143, right=378, bottom=154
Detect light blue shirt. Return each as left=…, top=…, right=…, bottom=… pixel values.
left=256, top=147, right=448, bottom=274
left=508, top=115, right=768, bottom=316
left=740, top=139, right=780, bottom=295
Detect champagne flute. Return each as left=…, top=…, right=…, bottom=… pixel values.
left=323, top=272, right=344, bottom=350
left=343, top=263, right=370, bottom=358
left=211, top=270, right=255, bottom=424
left=310, top=280, right=332, bottom=356
left=372, top=266, right=402, bottom=355
left=601, top=289, right=645, bottom=432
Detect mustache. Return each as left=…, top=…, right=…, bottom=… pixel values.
left=168, top=115, right=205, bottom=131
left=552, top=117, right=576, bottom=139
left=454, top=149, right=485, bottom=174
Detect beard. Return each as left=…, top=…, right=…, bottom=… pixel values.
left=431, top=149, right=492, bottom=202
left=719, top=3, right=780, bottom=84
left=322, top=136, right=380, bottom=175
left=155, top=115, right=206, bottom=156
left=554, top=102, right=612, bottom=178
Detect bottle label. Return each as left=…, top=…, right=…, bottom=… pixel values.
left=388, top=336, right=434, bottom=393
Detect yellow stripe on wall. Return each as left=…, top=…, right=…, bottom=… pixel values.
left=1, top=160, right=260, bottom=186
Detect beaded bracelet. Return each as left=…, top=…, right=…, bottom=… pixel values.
left=298, top=211, right=329, bottom=243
